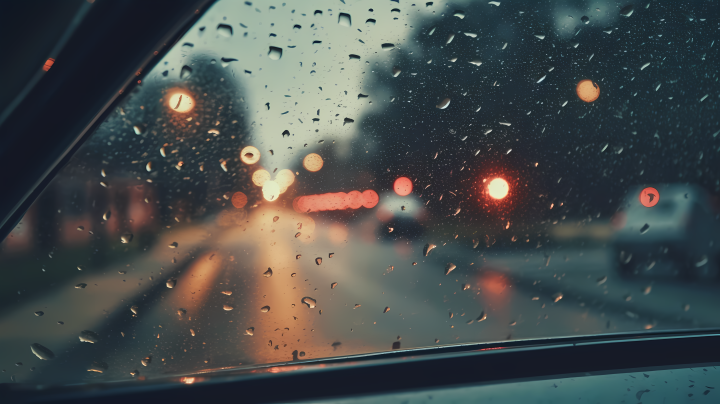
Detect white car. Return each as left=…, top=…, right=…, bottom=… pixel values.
left=611, top=184, right=720, bottom=279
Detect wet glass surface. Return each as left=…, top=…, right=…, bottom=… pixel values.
left=1, top=0, right=719, bottom=385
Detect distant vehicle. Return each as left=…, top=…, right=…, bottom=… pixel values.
left=611, top=184, right=720, bottom=279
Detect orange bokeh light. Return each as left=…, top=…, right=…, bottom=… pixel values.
left=576, top=79, right=600, bottom=103
left=168, top=92, right=194, bottom=113
left=393, top=177, right=413, bottom=196
left=231, top=192, right=247, bottom=209
left=488, top=178, right=509, bottom=199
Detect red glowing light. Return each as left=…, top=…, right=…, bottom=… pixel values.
left=393, top=177, right=413, bottom=196
left=293, top=190, right=378, bottom=213
left=639, top=187, right=659, bottom=208
left=43, top=58, right=55, bottom=72
left=488, top=178, right=509, bottom=199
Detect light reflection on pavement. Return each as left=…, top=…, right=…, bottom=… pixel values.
left=2, top=206, right=718, bottom=384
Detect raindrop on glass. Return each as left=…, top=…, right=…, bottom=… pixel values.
left=180, top=66, right=192, bottom=79
left=217, top=24, right=233, bottom=37
left=30, top=343, right=54, bottom=360
left=79, top=330, right=100, bottom=344
left=301, top=297, right=317, bottom=308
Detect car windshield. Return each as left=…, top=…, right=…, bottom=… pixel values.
left=1, top=0, right=719, bottom=385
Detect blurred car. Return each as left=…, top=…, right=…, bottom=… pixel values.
left=611, top=184, right=720, bottom=279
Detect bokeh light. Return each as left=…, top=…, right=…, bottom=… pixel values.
left=393, top=177, right=413, bottom=196
left=252, top=169, right=271, bottom=187
left=231, top=192, right=247, bottom=209
left=576, top=79, right=600, bottom=103
left=293, top=190, right=378, bottom=213
left=488, top=178, right=509, bottom=199
left=240, top=146, right=260, bottom=165
left=168, top=92, right=194, bottom=113
left=275, top=169, right=296, bottom=192
left=262, top=181, right=280, bottom=201
left=303, top=153, right=324, bottom=172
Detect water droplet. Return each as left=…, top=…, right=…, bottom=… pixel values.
left=217, top=23, right=233, bottom=37
left=695, top=255, right=708, bottom=267
left=462, top=284, right=471, bottom=291
left=130, top=370, right=139, bottom=377
left=88, top=361, right=108, bottom=373
left=168, top=242, right=178, bottom=248
left=366, top=18, right=376, bottom=25
left=488, top=1, right=501, bottom=6
left=301, top=297, right=317, bottom=308
left=349, top=54, right=361, bottom=60
left=190, top=329, right=195, bottom=336
left=436, top=98, right=451, bottom=109
left=34, top=311, right=44, bottom=317
left=338, top=13, right=351, bottom=27
left=581, top=15, right=589, bottom=24
left=223, top=304, right=234, bottom=311
left=552, top=292, right=563, bottom=302
left=444, top=263, right=456, bottom=275
left=260, top=306, right=271, bottom=313
left=596, top=276, right=607, bottom=285
left=103, top=210, right=111, bottom=221
left=620, top=5, right=634, bottom=17
left=446, top=34, right=455, bottom=44
left=330, top=282, right=338, bottom=289
left=423, top=243, right=436, bottom=256
left=245, top=327, right=254, bottom=336
left=75, top=283, right=87, bottom=289
left=120, top=233, right=133, bottom=243
left=639, top=223, right=650, bottom=234
left=383, top=306, right=390, bottom=313
left=130, top=305, right=139, bottom=315
left=392, top=66, right=402, bottom=77
left=141, top=356, right=152, bottom=367
left=159, top=147, right=166, bottom=158
left=315, top=257, right=322, bottom=265
left=79, top=330, right=100, bottom=344
left=381, top=43, right=395, bottom=51
left=180, top=66, right=192, bottom=79
left=469, top=60, right=483, bottom=66
left=619, top=251, right=632, bottom=264
left=268, top=46, right=282, bottom=60
left=166, top=278, right=176, bottom=288
left=30, top=343, right=55, bottom=360
left=263, top=268, right=273, bottom=277
left=477, top=311, right=487, bottom=322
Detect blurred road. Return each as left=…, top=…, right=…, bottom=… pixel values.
left=2, top=207, right=718, bottom=384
